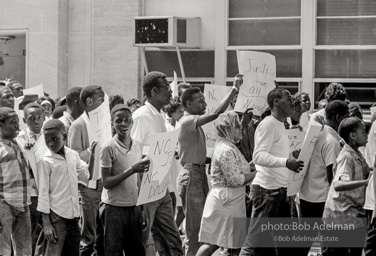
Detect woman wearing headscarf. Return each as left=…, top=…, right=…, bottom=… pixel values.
left=196, top=111, right=256, bottom=256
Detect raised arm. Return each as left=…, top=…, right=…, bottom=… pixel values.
left=196, top=75, right=243, bottom=127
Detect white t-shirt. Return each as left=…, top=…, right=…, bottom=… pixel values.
left=252, top=115, right=290, bottom=189
left=300, top=125, right=341, bottom=203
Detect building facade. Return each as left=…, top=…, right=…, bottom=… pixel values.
left=1, top=0, right=375, bottom=109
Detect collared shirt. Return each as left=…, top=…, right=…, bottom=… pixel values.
left=17, top=128, right=43, bottom=197
left=300, top=125, right=342, bottom=203
left=59, top=111, right=75, bottom=137
left=323, top=144, right=370, bottom=225
left=37, top=147, right=89, bottom=219
left=100, top=135, right=142, bottom=206
left=0, top=138, right=31, bottom=210
left=131, top=101, right=167, bottom=154
left=178, top=111, right=207, bottom=165
left=251, top=115, right=290, bottom=189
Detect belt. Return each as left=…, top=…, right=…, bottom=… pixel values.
left=183, top=163, right=206, bottom=168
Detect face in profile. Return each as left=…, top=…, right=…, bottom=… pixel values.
left=155, top=78, right=172, bottom=106
left=89, top=89, right=105, bottom=110
left=277, top=91, right=293, bottom=117
left=189, top=92, right=207, bottom=115
left=10, top=83, right=24, bottom=98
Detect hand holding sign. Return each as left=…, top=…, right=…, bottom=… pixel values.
left=286, top=158, right=304, bottom=173
left=132, top=158, right=151, bottom=174
left=233, top=74, right=244, bottom=90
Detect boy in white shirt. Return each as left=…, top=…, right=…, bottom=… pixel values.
left=37, top=119, right=96, bottom=256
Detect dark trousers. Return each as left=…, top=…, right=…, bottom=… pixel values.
left=99, top=203, right=145, bottom=256
left=36, top=211, right=80, bottom=256
left=240, top=185, right=292, bottom=256
left=299, top=199, right=326, bottom=256
left=78, top=182, right=103, bottom=256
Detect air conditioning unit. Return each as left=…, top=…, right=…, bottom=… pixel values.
left=133, top=16, right=201, bottom=48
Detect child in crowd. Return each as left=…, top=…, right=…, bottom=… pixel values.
left=37, top=96, right=55, bottom=120
left=109, top=95, right=124, bottom=111
left=0, top=107, right=32, bottom=255
left=100, top=104, right=150, bottom=256
left=37, top=119, right=96, bottom=256
left=16, top=102, right=45, bottom=254
left=127, top=98, right=141, bottom=113
left=323, top=117, right=371, bottom=256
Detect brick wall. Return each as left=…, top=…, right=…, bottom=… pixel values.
left=68, top=0, right=141, bottom=102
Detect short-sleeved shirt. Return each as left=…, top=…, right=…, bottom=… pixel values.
left=323, top=144, right=370, bottom=226
left=100, top=135, right=142, bottom=207
left=300, top=125, right=342, bottom=202
left=178, top=111, right=206, bottom=165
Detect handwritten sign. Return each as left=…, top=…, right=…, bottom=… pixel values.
left=23, top=83, right=44, bottom=98
left=202, top=84, right=232, bottom=154
left=234, top=51, right=276, bottom=115
left=287, top=124, right=322, bottom=196
left=286, top=129, right=306, bottom=152
left=137, top=128, right=180, bottom=205
left=24, top=135, right=49, bottom=188
left=170, top=71, right=178, bottom=98
left=87, top=93, right=112, bottom=188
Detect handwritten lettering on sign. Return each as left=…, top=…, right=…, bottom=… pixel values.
left=137, top=128, right=180, bottom=205
left=87, top=94, right=112, bottom=187
left=286, top=129, right=306, bottom=152
left=202, top=84, right=232, bottom=153
left=234, top=51, right=276, bottom=115
left=24, top=135, right=49, bottom=188
left=287, top=124, right=322, bottom=196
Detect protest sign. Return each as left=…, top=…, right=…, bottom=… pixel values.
left=371, top=106, right=376, bottom=118
left=234, top=51, right=276, bottom=115
left=24, top=135, right=49, bottom=188
left=287, top=124, right=322, bottom=196
left=86, top=93, right=112, bottom=188
left=23, top=83, right=44, bottom=98
left=286, top=128, right=306, bottom=152
left=170, top=71, right=178, bottom=98
left=137, top=128, right=180, bottom=205
left=202, top=84, right=232, bottom=155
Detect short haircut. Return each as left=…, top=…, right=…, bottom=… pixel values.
left=66, top=87, right=83, bottom=107
left=80, top=85, right=103, bottom=106
left=23, top=102, right=42, bottom=117
left=43, top=119, right=65, bottom=134
left=294, top=92, right=309, bottom=99
left=267, top=88, right=287, bottom=109
left=6, top=81, right=20, bottom=89
left=0, top=86, right=12, bottom=95
left=110, top=104, right=131, bottom=119
left=325, top=100, right=349, bottom=121
left=52, top=105, right=67, bottom=119
left=36, top=96, right=55, bottom=112
left=181, top=87, right=202, bottom=107
left=143, top=71, right=167, bottom=98
left=126, top=98, right=140, bottom=107
left=338, top=117, right=363, bottom=143
left=178, top=83, right=191, bottom=97
left=325, top=83, right=347, bottom=102
left=165, top=100, right=182, bottom=118
left=109, top=95, right=125, bottom=110
left=0, top=107, right=16, bottom=123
